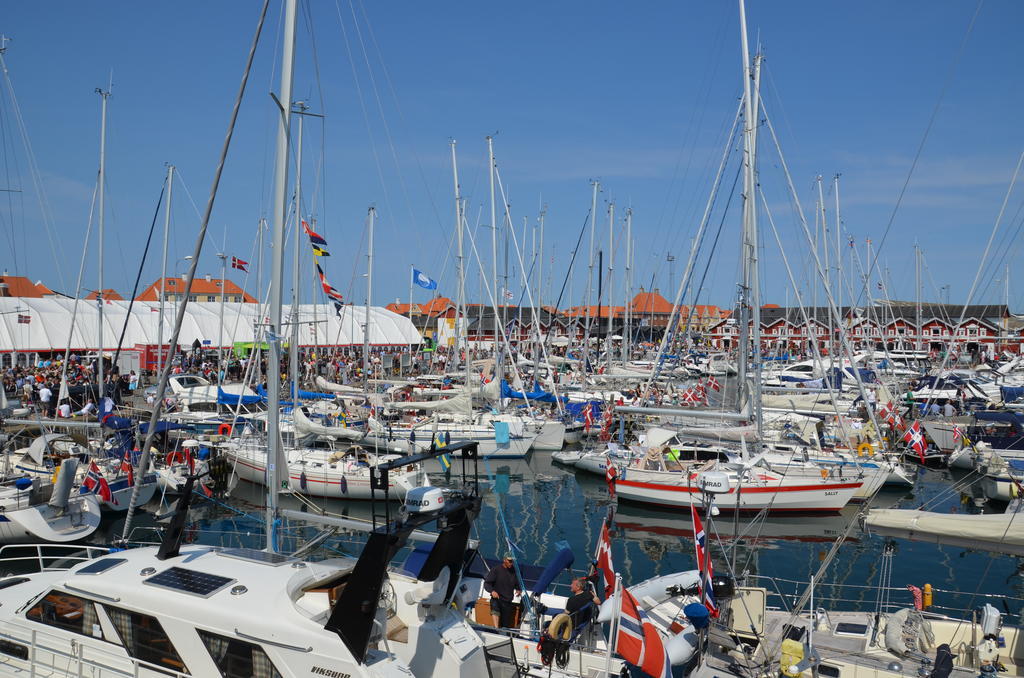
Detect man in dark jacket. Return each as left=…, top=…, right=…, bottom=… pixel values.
left=484, top=555, right=519, bottom=628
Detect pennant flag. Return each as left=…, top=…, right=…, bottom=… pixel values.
left=690, top=504, right=719, bottom=616
left=412, top=268, right=438, bottom=290
left=605, top=463, right=618, bottom=499
left=903, top=420, right=927, bottom=463
left=303, top=220, right=331, bottom=257
left=83, top=460, right=113, bottom=502
left=502, top=288, right=514, bottom=301
left=16, top=314, right=30, bottom=324
left=231, top=256, right=248, bottom=272
left=707, top=375, right=721, bottom=391
left=594, top=511, right=616, bottom=598
left=617, top=586, right=672, bottom=678
left=315, top=264, right=344, bottom=304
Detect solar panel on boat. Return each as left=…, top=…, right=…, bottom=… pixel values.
left=144, top=567, right=234, bottom=598
left=77, top=558, right=127, bottom=575
left=218, top=547, right=292, bottom=566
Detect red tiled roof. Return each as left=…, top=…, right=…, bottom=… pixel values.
left=386, top=297, right=454, bottom=317
left=85, top=289, right=124, bottom=301
left=0, top=275, right=55, bottom=298
left=630, top=290, right=673, bottom=314
left=135, top=277, right=257, bottom=303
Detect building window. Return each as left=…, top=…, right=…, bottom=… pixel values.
left=105, top=606, right=190, bottom=674
left=26, top=591, right=106, bottom=640
left=188, top=295, right=197, bottom=302
left=198, top=629, right=282, bottom=678
left=932, top=328, right=940, bottom=336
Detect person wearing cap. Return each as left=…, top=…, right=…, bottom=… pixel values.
left=484, top=555, right=520, bottom=628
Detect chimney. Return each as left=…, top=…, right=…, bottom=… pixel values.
left=205, top=274, right=212, bottom=282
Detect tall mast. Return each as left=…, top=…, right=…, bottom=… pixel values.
left=363, top=207, right=375, bottom=383
left=605, top=201, right=615, bottom=372
left=95, top=86, right=110, bottom=397
left=157, top=164, right=174, bottom=375
left=625, top=207, right=633, bottom=362
left=266, top=0, right=297, bottom=552
left=487, top=136, right=499, bottom=363
left=450, top=140, right=470, bottom=387
left=584, top=180, right=599, bottom=373
left=291, top=101, right=307, bottom=400
left=737, top=0, right=762, bottom=435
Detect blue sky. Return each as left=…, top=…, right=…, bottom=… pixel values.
left=1, top=1, right=1022, bottom=313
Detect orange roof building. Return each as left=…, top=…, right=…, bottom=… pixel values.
left=135, top=276, right=257, bottom=303
left=0, top=275, right=56, bottom=298
left=386, top=297, right=456, bottom=318
left=85, top=288, right=124, bottom=301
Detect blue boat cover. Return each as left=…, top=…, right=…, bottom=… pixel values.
left=530, top=547, right=575, bottom=596
left=218, top=387, right=263, bottom=406
left=138, top=420, right=189, bottom=434
left=254, top=384, right=334, bottom=402
left=500, top=380, right=561, bottom=403
left=1001, top=386, right=1024, bottom=404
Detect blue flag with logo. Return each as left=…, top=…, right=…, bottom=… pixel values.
left=412, top=269, right=438, bottom=290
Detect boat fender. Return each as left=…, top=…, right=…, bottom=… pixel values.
left=218, top=423, right=232, bottom=436
left=666, top=627, right=698, bottom=664
left=923, top=583, right=933, bottom=608
left=857, top=442, right=873, bottom=457
left=339, top=476, right=348, bottom=495
left=547, top=613, right=573, bottom=641
left=299, top=472, right=307, bottom=491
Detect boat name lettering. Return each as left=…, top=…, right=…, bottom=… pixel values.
left=311, top=668, right=351, bottom=678
left=824, top=491, right=837, bottom=496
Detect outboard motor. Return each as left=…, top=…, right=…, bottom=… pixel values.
left=48, top=458, right=79, bottom=511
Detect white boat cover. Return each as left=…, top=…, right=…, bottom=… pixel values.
left=865, top=508, right=1024, bottom=556
left=390, top=393, right=473, bottom=414
left=0, top=298, right=421, bottom=352
left=291, top=406, right=366, bottom=442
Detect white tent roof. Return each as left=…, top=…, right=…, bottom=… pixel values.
left=0, top=298, right=420, bottom=352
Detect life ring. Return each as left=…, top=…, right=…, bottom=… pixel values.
left=547, top=613, right=573, bottom=641
left=857, top=442, right=874, bottom=457
left=165, top=449, right=194, bottom=470
left=217, top=423, right=232, bottom=436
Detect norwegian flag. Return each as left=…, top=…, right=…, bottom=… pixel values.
left=583, top=403, right=594, bottom=432
left=605, top=463, right=618, bottom=499
left=617, top=586, right=672, bottom=678
left=230, top=256, right=248, bottom=272
left=83, top=460, right=112, bottom=502
left=594, top=511, right=616, bottom=598
left=903, top=420, right=927, bottom=463
left=707, top=375, right=721, bottom=391
left=120, top=451, right=135, bottom=486
left=690, top=504, right=719, bottom=617
left=952, top=425, right=963, bottom=442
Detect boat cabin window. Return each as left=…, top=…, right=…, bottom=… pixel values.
left=0, top=639, right=29, bottom=660
left=105, top=605, right=190, bottom=674
left=819, top=664, right=841, bottom=678
left=26, top=590, right=106, bottom=640
left=834, top=622, right=868, bottom=636
left=198, top=629, right=283, bottom=678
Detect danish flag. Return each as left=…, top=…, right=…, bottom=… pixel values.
left=707, top=375, right=721, bottom=391
left=690, top=504, right=719, bottom=616
left=952, top=425, right=963, bottom=442
left=605, top=463, right=618, bottom=499
left=583, top=403, right=594, bottom=432
left=617, top=587, right=672, bottom=678
left=903, top=420, right=927, bottom=463
left=594, top=512, right=616, bottom=598
left=230, top=256, right=248, bottom=272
